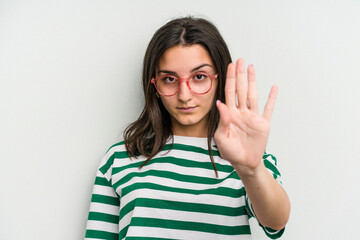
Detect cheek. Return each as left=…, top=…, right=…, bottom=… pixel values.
left=208, top=84, right=218, bottom=102
left=159, top=97, right=174, bottom=112
left=205, top=86, right=217, bottom=110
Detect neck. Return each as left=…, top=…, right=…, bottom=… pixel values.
left=171, top=121, right=209, bottom=138
left=173, top=129, right=208, bottom=137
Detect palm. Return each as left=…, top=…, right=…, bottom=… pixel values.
left=214, top=59, right=278, bottom=171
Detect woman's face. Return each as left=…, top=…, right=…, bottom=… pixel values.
left=157, top=44, right=217, bottom=137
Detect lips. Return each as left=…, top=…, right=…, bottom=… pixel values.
left=177, top=106, right=197, bottom=113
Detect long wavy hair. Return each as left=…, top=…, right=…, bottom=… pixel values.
left=123, top=16, right=232, bottom=177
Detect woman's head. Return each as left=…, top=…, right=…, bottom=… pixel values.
left=142, top=16, right=232, bottom=135
left=125, top=16, right=231, bottom=174
left=155, top=44, right=219, bottom=137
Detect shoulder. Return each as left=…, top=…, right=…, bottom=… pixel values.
left=98, top=141, right=129, bottom=176
left=105, top=140, right=126, bottom=154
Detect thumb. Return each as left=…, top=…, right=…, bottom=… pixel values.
left=216, top=100, right=231, bottom=131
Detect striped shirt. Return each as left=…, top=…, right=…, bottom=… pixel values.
left=85, top=135, right=285, bottom=239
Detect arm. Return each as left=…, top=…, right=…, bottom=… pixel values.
left=85, top=168, right=120, bottom=239
left=238, top=157, right=290, bottom=230
left=214, top=59, right=290, bottom=230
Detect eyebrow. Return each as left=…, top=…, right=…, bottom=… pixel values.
left=158, top=63, right=214, bottom=75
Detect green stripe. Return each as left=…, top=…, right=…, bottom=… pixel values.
left=119, top=198, right=246, bottom=219
left=94, top=176, right=111, bottom=187
left=163, top=143, right=220, bottom=156
left=262, top=226, right=285, bottom=239
left=113, top=150, right=133, bottom=159
left=85, top=229, right=118, bottom=239
left=112, top=155, right=234, bottom=176
left=119, top=224, right=129, bottom=239
left=105, top=141, right=219, bottom=156
left=106, top=141, right=125, bottom=153
left=100, top=141, right=127, bottom=174
left=126, top=237, right=174, bottom=240
left=91, top=194, right=120, bottom=206
left=88, top=212, right=118, bottom=224
left=263, top=152, right=277, bottom=165
left=106, top=140, right=219, bottom=163
left=264, top=160, right=281, bottom=177
left=99, top=154, right=114, bottom=175
left=107, top=150, right=276, bottom=180
left=245, top=196, right=254, bottom=218
left=129, top=217, right=250, bottom=235
left=111, top=158, right=145, bottom=174
left=113, top=169, right=239, bottom=190
left=121, top=182, right=244, bottom=199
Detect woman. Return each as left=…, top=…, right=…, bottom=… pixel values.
left=85, top=16, right=290, bottom=239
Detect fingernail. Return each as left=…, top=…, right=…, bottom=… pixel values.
left=249, top=64, right=253, bottom=68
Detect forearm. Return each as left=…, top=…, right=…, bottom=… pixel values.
left=234, top=162, right=290, bottom=230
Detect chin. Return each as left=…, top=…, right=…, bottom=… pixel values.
left=173, top=116, right=197, bottom=125
left=178, top=119, right=198, bottom=126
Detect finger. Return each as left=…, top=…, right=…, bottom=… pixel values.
left=225, top=63, right=236, bottom=108
left=247, top=64, right=258, bottom=113
left=236, top=58, right=247, bottom=109
left=216, top=100, right=231, bottom=132
left=263, top=85, right=278, bottom=121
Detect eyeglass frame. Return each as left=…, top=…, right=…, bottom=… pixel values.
left=151, top=73, right=218, bottom=97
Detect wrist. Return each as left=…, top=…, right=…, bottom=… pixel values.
left=233, top=160, right=265, bottom=179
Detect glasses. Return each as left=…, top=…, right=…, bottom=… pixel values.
left=151, top=72, right=218, bottom=97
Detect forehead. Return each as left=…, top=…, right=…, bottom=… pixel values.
left=158, top=44, right=214, bottom=73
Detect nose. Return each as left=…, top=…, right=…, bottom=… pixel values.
left=177, top=81, right=192, bottom=102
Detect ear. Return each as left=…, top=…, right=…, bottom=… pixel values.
left=156, top=92, right=161, bottom=98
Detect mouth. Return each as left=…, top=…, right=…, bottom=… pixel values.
left=177, top=106, right=197, bottom=113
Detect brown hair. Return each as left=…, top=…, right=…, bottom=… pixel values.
left=123, top=16, right=232, bottom=177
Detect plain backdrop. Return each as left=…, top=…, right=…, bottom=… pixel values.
left=1, top=0, right=360, bottom=239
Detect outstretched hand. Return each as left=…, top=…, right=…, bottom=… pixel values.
left=214, top=59, right=278, bottom=175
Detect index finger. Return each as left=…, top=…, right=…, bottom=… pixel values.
left=225, top=63, right=236, bottom=108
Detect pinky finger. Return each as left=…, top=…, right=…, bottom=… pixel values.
left=263, top=85, right=278, bottom=121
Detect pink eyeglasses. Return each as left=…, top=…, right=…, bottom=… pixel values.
left=151, top=72, right=218, bottom=97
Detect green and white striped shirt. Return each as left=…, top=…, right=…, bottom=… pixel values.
left=85, top=135, right=285, bottom=239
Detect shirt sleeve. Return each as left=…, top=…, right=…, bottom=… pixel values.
left=85, top=164, right=120, bottom=239
left=245, top=152, right=285, bottom=239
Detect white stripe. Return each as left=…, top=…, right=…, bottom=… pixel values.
left=245, top=195, right=256, bottom=218
left=158, top=148, right=233, bottom=169
left=86, top=220, right=118, bottom=233
left=126, top=206, right=249, bottom=227
left=120, top=187, right=245, bottom=211
left=104, top=144, right=126, bottom=158
left=99, top=144, right=133, bottom=178
left=92, top=184, right=118, bottom=198
left=141, top=160, right=234, bottom=179
left=264, top=228, right=282, bottom=235
left=113, top=169, right=242, bottom=194
left=171, top=135, right=213, bottom=148
left=126, top=226, right=251, bottom=240
left=119, top=209, right=134, bottom=233
left=118, top=189, right=246, bottom=231
left=108, top=145, right=231, bottom=171
left=112, top=166, right=243, bottom=194
left=89, top=202, right=119, bottom=216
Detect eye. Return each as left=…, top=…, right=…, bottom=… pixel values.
left=160, top=76, right=177, bottom=83
left=193, top=74, right=208, bottom=81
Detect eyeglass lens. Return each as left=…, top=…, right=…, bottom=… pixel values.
left=156, top=73, right=213, bottom=95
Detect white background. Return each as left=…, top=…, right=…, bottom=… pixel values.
left=1, top=0, right=360, bottom=239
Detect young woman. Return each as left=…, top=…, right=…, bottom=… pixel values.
left=85, top=17, right=290, bottom=239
